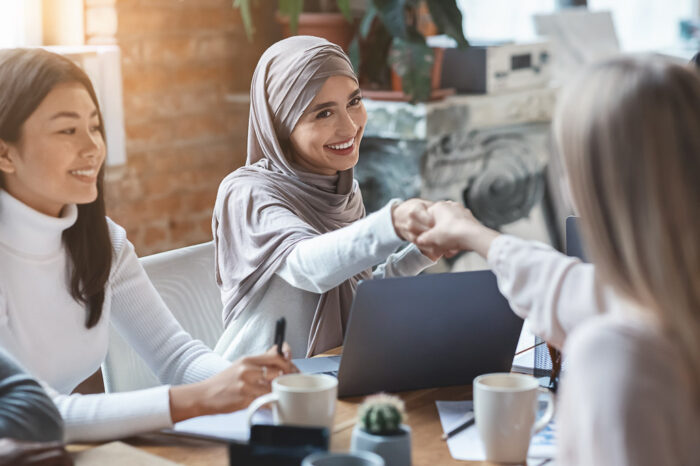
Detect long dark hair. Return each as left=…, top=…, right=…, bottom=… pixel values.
left=0, top=48, right=112, bottom=328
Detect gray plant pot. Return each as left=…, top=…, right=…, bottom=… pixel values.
left=350, top=424, right=412, bottom=466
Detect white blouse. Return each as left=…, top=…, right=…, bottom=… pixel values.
left=487, top=235, right=700, bottom=465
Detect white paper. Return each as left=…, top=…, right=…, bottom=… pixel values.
left=436, top=400, right=556, bottom=463
left=163, top=408, right=273, bottom=442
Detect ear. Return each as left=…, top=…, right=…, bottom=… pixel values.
left=0, top=139, right=16, bottom=175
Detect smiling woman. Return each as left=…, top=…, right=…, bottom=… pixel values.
left=212, top=36, right=441, bottom=362
left=0, top=48, right=297, bottom=443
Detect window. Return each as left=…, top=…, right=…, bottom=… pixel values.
left=0, top=0, right=42, bottom=47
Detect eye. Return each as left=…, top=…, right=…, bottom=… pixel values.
left=315, top=110, right=332, bottom=119
left=90, top=124, right=102, bottom=133
left=349, top=96, right=362, bottom=106
left=58, top=128, right=76, bottom=135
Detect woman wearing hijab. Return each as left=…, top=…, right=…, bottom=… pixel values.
left=214, top=36, right=438, bottom=360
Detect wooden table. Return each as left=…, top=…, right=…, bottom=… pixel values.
left=69, top=348, right=528, bottom=465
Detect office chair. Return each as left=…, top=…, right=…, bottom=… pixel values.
left=102, top=241, right=223, bottom=393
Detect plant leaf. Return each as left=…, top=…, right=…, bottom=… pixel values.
left=359, top=4, right=377, bottom=39
left=233, top=0, right=254, bottom=42
left=426, top=0, right=469, bottom=47
left=336, top=0, right=352, bottom=22
left=348, top=36, right=360, bottom=75
left=388, top=36, right=433, bottom=102
left=373, top=0, right=408, bottom=40
left=278, top=0, right=303, bottom=34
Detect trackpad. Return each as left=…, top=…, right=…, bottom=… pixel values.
left=293, top=355, right=341, bottom=375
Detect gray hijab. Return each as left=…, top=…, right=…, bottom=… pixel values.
left=213, top=36, right=369, bottom=357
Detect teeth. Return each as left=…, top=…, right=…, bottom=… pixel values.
left=70, top=169, right=97, bottom=177
left=328, top=138, right=354, bottom=150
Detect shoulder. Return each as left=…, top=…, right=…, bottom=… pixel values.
left=105, top=217, right=128, bottom=256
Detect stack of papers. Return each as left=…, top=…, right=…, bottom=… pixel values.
left=436, top=400, right=556, bottom=464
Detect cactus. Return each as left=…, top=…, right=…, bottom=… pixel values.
left=358, top=394, right=406, bottom=436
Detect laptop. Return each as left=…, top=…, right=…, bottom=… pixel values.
left=294, top=270, right=524, bottom=397
left=566, top=216, right=588, bottom=261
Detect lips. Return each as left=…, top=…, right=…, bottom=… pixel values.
left=68, top=167, right=99, bottom=182
left=325, top=137, right=356, bottom=156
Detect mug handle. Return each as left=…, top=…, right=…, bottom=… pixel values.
left=532, top=387, right=555, bottom=434
left=246, top=392, right=278, bottom=426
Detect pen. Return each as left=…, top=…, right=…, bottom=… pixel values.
left=274, top=317, right=286, bottom=356
left=441, top=410, right=475, bottom=441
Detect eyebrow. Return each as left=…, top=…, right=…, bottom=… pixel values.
left=306, top=88, right=362, bottom=114
left=49, top=110, right=99, bottom=120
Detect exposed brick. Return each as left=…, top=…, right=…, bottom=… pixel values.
left=91, top=0, right=280, bottom=254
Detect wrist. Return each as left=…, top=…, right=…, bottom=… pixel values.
left=169, top=383, right=206, bottom=423
left=470, top=226, right=500, bottom=258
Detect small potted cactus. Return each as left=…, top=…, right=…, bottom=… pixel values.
left=350, top=394, right=411, bottom=466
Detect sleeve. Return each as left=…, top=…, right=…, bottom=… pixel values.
left=486, top=234, right=616, bottom=348
left=371, top=243, right=435, bottom=279
left=0, top=347, right=63, bottom=442
left=276, top=201, right=409, bottom=293
left=50, top=222, right=233, bottom=443
left=557, top=320, right=684, bottom=466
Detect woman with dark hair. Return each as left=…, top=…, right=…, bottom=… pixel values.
left=0, top=48, right=296, bottom=442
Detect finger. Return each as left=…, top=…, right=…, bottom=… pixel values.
left=246, top=353, right=297, bottom=374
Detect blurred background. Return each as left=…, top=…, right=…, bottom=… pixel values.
left=0, top=0, right=698, bottom=257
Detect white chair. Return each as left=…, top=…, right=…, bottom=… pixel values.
left=102, top=241, right=223, bottom=393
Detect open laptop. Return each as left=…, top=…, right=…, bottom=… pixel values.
left=566, top=216, right=588, bottom=261
left=294, top=270, right=524, bottom=397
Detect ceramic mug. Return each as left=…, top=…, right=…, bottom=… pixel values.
left=246, top=373, right=338, bottom=430
left=473, top=373, right=555, bottom=463
left=302, top=451, right=385, bottom=466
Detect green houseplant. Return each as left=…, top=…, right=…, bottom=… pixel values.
left=351, top=394, right=411, bottom=466
left=349, top=0, right=469, bottom=102
left=233, top=0, right=352, bottom=41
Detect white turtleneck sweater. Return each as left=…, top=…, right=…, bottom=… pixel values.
left=0, top=190, right=230, bottom=442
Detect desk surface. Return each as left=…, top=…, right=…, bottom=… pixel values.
left=69, top=348, right=517, bottom=465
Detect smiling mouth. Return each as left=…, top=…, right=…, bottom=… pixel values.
left=324, top=137, right=357, bottom=156
left=69, top=168, right=98, bottom=180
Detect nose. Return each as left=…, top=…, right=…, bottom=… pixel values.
left=79, top=129, right=103, bottom=161
left=337, top=108, right=358, bottom=138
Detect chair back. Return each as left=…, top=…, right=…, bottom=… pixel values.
left=102, top=241, right=223, bottom=392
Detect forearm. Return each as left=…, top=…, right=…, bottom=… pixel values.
left=276, top=201, right=403, bottom=293
left=487, top=235, right=609, bottom=347
left=48, top=385, right=173, bottom=442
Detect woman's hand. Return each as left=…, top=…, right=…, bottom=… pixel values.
left=169, top=343, right=298, bottom=422
left=416, top=201, right=500, bottom=258
left=391, top=199, right=434, bottom=243
left=0, top=439, right=72, bottom=466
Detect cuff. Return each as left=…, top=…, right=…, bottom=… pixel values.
left=373, top=199, right=403, bottom=245
left=486, top=234, right=517, bottom=271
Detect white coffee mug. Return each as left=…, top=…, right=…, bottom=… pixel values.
left=473, top=373, right=555, bottom=463
left=246, top=373, right=338, bottom=430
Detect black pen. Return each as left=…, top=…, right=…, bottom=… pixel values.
left=274, top=317, right=286, bottom=356
left=441, top=410, right=475, bottom=440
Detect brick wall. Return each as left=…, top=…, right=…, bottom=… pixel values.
left=85, top=0, right=280, bottom=255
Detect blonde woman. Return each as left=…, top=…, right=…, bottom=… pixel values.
left=418, top=56, right=700, bottom=465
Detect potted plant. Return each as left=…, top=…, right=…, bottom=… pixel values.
left=233, top=0, right=355, bottom=50
left=349, top=0, right=469, bottom=103
left=350, top=394, right=411, bottom=466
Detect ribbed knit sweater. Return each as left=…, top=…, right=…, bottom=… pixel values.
left=0, top=190, right=230, bottom=442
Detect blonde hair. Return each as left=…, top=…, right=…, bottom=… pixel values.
left=553, top=56, right=700, bottom=391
